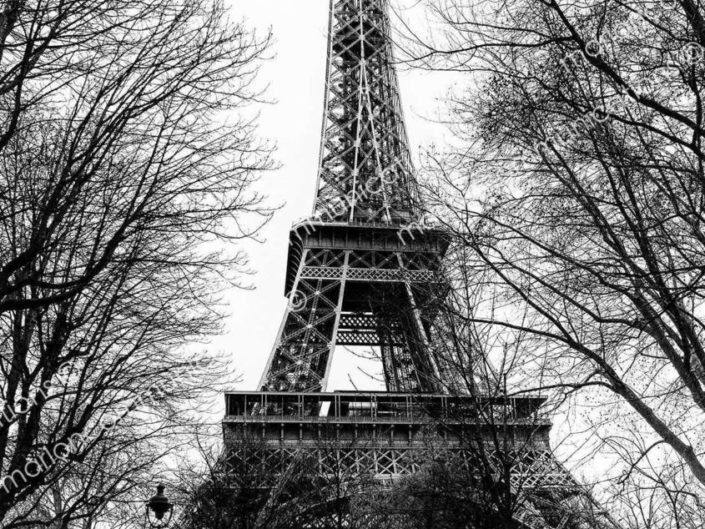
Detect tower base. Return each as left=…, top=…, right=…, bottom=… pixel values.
left=222, top=391, right=614, bottom=528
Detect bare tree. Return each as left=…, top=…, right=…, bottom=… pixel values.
left=177, top=429, right=378, bottom=529
left=344, top=275, right=618, bottom=528
left=0, top=0, right=271, bottom=526
left=391, top=0, right=705, bottom=524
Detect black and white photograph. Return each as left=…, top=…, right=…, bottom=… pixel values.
left=0, top=1, right=703, bottom=528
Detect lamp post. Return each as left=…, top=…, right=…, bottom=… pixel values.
left=146, top=484, right=174, bottom=529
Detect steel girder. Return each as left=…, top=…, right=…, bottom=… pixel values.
left=313, top=0, right=418, bottom=224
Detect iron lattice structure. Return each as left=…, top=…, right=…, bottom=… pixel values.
left=223, top=1, right=619, bottom=528
left=259, top=229, right=448, bottom=393
left=223, top=393, right=617, bottom=529
left=314, top=0, right=417, bottom=224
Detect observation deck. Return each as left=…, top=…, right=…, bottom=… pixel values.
left=223, top=391, right=552, bottom=450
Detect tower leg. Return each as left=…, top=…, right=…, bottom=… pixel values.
left=260, top=249, right=348, bottom=392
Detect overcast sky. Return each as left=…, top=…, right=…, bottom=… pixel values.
left=214, top=0, right=455, bottom=393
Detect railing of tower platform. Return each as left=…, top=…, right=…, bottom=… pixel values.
left=224, top=391, right=551, bottom=426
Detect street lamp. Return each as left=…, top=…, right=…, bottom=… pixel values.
left=146, top=484, right=174, bottom=528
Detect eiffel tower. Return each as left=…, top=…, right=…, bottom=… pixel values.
left=223, top=1, right=618, bottom=527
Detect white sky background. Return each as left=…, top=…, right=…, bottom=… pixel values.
left=215, top=0, right=455, bottom=393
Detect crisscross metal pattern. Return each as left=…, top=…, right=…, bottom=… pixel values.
left=227, top=444, right=579, bottom=492
left=314, top=0, right=418, bottom=224
left=225, top=441, right=614, bottom=529
left=260, top=247, right=445, bottom=392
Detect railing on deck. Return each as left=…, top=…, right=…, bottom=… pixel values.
left=224, top=391, right=547, bottom=425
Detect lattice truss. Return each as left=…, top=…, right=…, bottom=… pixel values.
left=229, top=446, right=576, bottom=488
left=228, top=445, right=420, bottom=482
left=226, top=445, right=614, bottom=529
left=314, top=0, right=418, bottom=224
left=260, top=248, right=447, bottom=393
